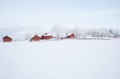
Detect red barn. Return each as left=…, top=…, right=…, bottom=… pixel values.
left=30, top=35, right=41, bottom=41
left=41, top=33, right=52, bottom=40
left=66, top=33, right=75, bottom=39
left=3, top=36, right=12, bottom=42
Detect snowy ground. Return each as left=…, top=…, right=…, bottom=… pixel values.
left=0, top=40, right=120, bottom=79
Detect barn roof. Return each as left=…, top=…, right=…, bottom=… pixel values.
left=42, top=33, right=52, bottom=36
left=3, top=35, right=12, bottom=39
left=31, top=35, right=41, bottom=38
left=66, top=33, right=75, bottom=36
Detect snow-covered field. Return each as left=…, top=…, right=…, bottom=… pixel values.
left=0, top=40, right=120, bottom=79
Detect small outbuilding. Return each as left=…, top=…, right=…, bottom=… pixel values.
left=41, top=33, right=53, bottom=40
left=30, top=35, right=41, bottom=41
left=66, top=33, right=75, bottom=39
left=3, top=36, right=12, bottom=42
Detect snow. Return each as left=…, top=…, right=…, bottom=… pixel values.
left=0, top=40, right=120, bottom=79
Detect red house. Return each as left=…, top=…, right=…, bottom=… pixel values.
left=3, top=36, right=12, bottom=42
left=41, top=33, right=53, bottom=40
left=30, top=35, right=41, bottom=41
left=66, top=33, right=75, bottom=39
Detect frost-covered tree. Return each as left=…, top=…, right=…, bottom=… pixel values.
left=51, top=25, right=68, bottom=39
left=111, top=29, right=120, bottom=38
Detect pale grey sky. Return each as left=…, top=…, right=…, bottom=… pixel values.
left=0, top=0, right=120, bottom=29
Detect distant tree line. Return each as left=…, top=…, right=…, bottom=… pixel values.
left=24, top=25, right=120, bottom=40
left=51, top=25, right=120, bottom=39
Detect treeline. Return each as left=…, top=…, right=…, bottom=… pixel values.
left=50, top=25, right=120, bottom=39
left=8, top=25, right=120, bottom=41
left=1, top=25, right=120, bottom=42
